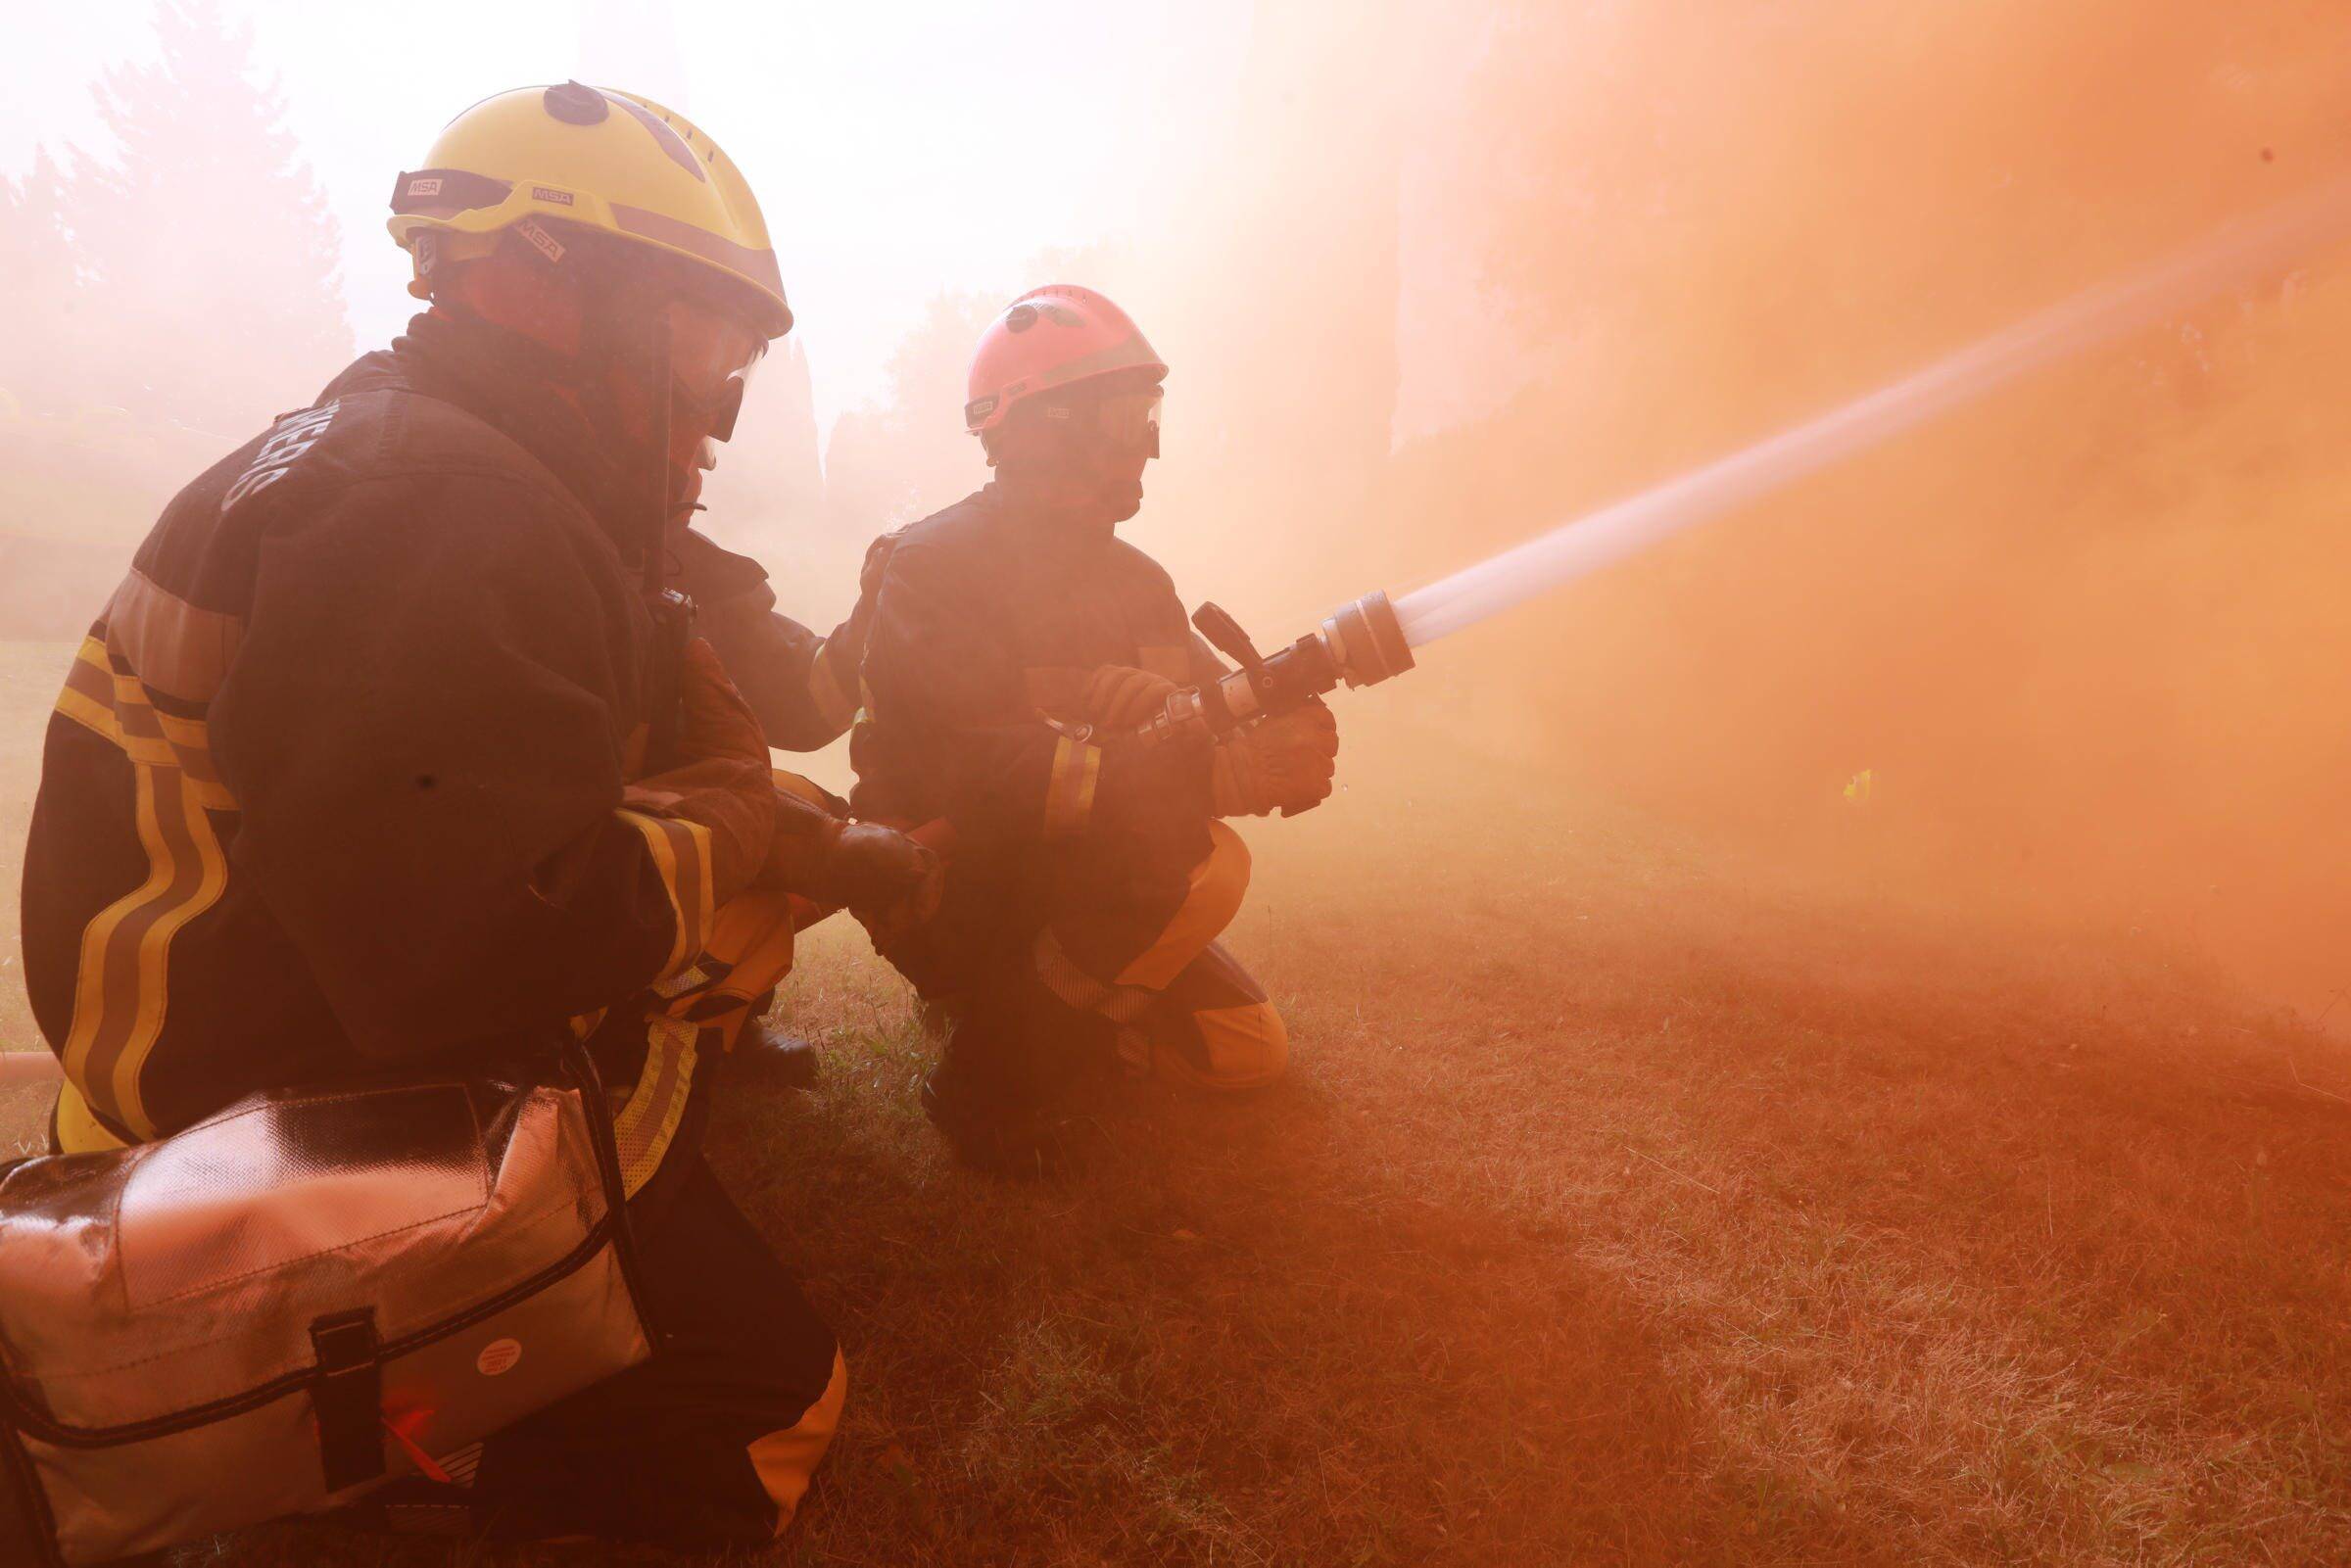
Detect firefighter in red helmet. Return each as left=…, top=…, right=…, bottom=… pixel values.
left=849, top=285, right=1342, bottom=1173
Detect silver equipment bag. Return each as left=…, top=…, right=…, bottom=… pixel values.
left=0, top=1046, right=651, bottom=1566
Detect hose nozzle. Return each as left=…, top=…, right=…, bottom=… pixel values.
left=1135, top=590, right=1415, bottom=746
left=1316, top=590, right=1415, bottom=689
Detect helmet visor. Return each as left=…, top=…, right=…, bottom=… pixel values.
left=665, top=297, right=766, bottom=444
left=1095, top=388, right=1163, bottom=458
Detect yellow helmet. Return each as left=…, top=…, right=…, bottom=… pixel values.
left=388, top=82, right=790, bottom=337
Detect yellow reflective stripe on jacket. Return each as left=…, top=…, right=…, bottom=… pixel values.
left=614, top=807, right=714, bottom=981
left=1042, top=732, right=1101, bottom=839
left=54, top=639, right=234, bottom=812
left=104, top=567, right=245, bottom=705
left=54, top=637, right=236, bottom=1139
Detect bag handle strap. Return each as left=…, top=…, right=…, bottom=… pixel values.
left=309, top=1308, right=384, bottom=1495
left=560, top=1038, right=660, bottom=1345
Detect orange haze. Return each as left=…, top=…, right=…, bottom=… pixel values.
left=1065, top=1, right=2351, bottom=1022
left=9, top=2, right=2350, bottom=1024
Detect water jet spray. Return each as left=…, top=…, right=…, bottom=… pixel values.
left=1139, top=176, right=2351, bottom=743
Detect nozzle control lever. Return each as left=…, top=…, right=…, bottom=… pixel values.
left=1192, top=602, right=1265, bottom=672
left=1193, top=601, right=1287, bottom=715
left=1134, top=591, right=1414, bottom=748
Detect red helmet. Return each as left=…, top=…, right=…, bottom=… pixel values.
left=964, top=284, right=1167, bottom=434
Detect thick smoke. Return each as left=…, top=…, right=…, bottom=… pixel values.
left=10, top=1, right=2348, bottom=1024
left=1087, top=1, right=2351, bottom=1019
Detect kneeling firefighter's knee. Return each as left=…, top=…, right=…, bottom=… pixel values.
left=1155, top=996, right=1288, bottom=1091
left=1114, top=820, right=1254, bottom=991
left=1199, top=997, right=1289, bottom=1086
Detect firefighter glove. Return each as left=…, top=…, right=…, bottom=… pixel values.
left=1211, top=699, right=1339, bottom=818
left=761, top=793, right=944, bottom=941
left=1078, top=663, right=1180, bottom=729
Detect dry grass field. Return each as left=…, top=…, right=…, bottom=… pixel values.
left=2, top=644, right=2347, bottom=1564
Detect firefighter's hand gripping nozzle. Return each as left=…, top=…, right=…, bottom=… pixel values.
left=1134, top=591, right=1416, bottom=747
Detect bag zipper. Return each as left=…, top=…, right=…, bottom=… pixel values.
left=0, top=1415, right=66, bottom=1567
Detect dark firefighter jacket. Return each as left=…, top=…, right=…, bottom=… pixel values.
left=670, top=526, right=879, bottom=753
left=19, top=311, right=720, bottom=1144
left=848, top=484, right=1223, bottom=982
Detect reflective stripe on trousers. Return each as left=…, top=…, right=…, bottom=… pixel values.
left=1032, top=821, right=1289, bottom=1090
left=747, top=1349, right=848, bottom=1535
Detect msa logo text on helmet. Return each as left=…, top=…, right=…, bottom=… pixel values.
left=406, top=176, right=443, bottom=199
left=514, top=218, right=567, bottom=263
left=530, top=186, right=575, bottom=207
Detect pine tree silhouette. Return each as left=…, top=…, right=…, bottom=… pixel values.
left=63, top=0, right=351, bottom=433
left=0, top=152, right=83, bottom=414
left=823, top=290, right=1001, bottom=538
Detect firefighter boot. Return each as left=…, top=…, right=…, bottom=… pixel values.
left=732, top=989, right=820, bottom=1089
left=920, top=975, right=1096, bottom=1177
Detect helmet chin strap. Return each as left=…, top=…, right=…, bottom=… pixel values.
left=565, top=266, right=682, bottom=579
left=444, top=228, right=677, bottom=538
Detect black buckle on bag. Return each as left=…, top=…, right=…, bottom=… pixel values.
left=310, top=1309, right=385, bottom=1494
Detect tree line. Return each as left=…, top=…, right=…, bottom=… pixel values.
left=2, top=0, right=350, bottom=436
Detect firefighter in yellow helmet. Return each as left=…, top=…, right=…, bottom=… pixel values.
left=20, top=83, right=934, bottom=1547
left=392, top=82, right=895, bottom=1082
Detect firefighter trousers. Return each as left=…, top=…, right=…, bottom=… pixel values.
left=1033, top=821, right=1288, bottom=1089
left=468, top=1152, right=844, bottom=1547
left=907, top=819, right=1290, bottom=1095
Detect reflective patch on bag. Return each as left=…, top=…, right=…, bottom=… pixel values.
left=119, top=1084, right=487, bottom=1309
